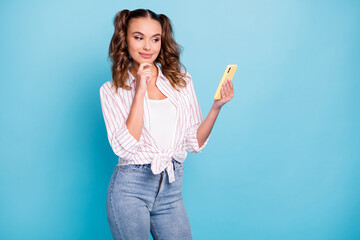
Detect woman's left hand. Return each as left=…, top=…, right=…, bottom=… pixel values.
left=213, top=78, right=234, bottom=110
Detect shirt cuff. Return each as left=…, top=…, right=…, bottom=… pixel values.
left=112, top=122, right=145, bottom=155
left=185, top=122, right=211, bottom=153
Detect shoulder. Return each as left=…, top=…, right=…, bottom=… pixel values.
left=100, top=80, right=113, bottom=91
left=99, top=81, right=116, bottom=98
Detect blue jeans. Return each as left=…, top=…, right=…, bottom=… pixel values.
left=107, top=159, right=193, bottom=240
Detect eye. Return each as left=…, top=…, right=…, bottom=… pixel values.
left=134, top=36, right=160, bottom=42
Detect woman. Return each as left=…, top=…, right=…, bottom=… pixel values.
left=100, top=8, right=234, bottom=240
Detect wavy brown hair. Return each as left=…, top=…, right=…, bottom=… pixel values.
left=108, top=9, right=188, bottom=94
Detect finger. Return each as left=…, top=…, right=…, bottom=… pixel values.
left=142, top=69, right=152, bottom=75
left=223, top=84, right=229, bottom=98
left=224, top=80, right=229, bottom=89
left=222, top=85, right=228, bottom=98
left=222, top=81, right=227, bottom=90
left=225, top=82, right=232, bottom=97
left=228, top=84, right=234, bottom=98
left=223, top=80, right=228, bottom=89
left=221, top=85, right=225, bottom=98
left=138, top=69, right=152, bottom=77
left=226, top=80, right=233, bottom=93
left=138, top=63, right=152, bottom=72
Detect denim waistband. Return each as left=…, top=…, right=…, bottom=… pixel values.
left=116, top=159, right=182, bottom=171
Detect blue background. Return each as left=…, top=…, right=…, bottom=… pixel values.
left=1, top=0, right=359, bottom=239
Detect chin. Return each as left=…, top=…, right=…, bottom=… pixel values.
left=133, top=58, right=154, bottom=64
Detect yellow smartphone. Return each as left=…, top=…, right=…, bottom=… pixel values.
left=214, top=64, right=237, bottom=100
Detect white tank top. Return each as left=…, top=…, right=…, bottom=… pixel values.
left=147, top=97, right=177, bottom=150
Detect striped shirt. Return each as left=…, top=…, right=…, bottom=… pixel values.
left=99, top=64, right=211, bottom=183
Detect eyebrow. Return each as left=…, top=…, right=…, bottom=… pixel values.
left=131, top=31, right=161, bottom=37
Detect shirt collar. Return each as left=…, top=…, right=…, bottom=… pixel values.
left=127, top=63, right=165, bottom=85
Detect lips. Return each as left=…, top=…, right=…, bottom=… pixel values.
left=139, top=52, right=153, bottom=58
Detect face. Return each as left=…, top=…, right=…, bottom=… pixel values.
left=126, top=17, right=162, bottom=66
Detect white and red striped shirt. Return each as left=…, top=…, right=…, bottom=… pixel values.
left=99, top=64, right=211, bottom=183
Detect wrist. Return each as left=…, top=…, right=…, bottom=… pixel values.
left=135, top=91, right=145, bottom=100
left=211, top=103, right=221, bottom=111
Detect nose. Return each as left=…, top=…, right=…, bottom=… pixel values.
left=143, top=40, right=151, bottom=51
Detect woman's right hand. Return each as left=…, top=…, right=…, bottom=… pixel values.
left=135, top=63, right=153, bottom=96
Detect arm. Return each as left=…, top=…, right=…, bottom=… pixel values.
left=184, top=73, right=234, bottom=153
left=126, top=92, right=146, bottom=141
left=99, top=84, right=145, bottom=159
left=183, top=74, right=212, bottom=153
left=196, top=104, right=221, bottom=149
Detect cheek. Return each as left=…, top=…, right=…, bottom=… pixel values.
left=128, top=40, right=141, bottom=50
left=155, top=43, right=161, bottom=52
left=129, top=43, right=139, bottom=51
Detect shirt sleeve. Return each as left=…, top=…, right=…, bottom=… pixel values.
left=99, top=83, right=144, bottom=160
left=183, top=73, right=211, bottom=154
